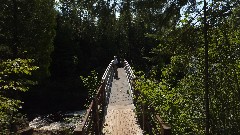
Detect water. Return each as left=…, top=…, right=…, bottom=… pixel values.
left=29, top=110, right=86, bottom=131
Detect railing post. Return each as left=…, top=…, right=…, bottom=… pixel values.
left=102, top=81, right=106, bottom=109
left=161, top=126, right=171, bottom=135
left=74, top=125, right=84, bottom=135
left=74, top=60, right=116, bottom=135
left=142, top=102, right=150, bottom=133
left=142, top=102, right=145, bottom=132
left=101, top=81, right=106, bottom=130
left=93, top=98, right=100, bottom=135
left=156, top=115, right=171, bottom=135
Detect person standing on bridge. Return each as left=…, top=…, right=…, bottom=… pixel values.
left=113, top=56, right=118, bottom=78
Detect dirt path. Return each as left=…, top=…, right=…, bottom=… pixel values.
left=102, top=68, right=143, bottom=135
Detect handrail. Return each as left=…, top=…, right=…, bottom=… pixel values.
left=74, top=59, right=171, bottom=135
left=123, top=60, right=135, bottom=98
left=74, top=60, right=114, bottom=135
left=102, top=60, right=114, bottom=81
left=123, top=60, right=171, bottom=135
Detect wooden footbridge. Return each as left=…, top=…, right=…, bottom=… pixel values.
left=74, top=60, right=171, bottom=135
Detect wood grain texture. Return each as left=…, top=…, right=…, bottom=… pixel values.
left=102, top=68, right=142, bottom=135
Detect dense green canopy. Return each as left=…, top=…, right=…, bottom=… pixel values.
left=0, top=0, right=240, bottom=134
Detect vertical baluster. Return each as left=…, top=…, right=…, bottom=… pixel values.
left=93, top=98, right=100, bottom=134
left=102, top=81, right=106, bottom=129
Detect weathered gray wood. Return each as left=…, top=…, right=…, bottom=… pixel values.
left=124, top=60, right=171, bottom=135
left=102, top=68, right=143, bottom=134
left=74, top=125, right=84, bottom=135
left=75, top=59, right=171, bottom=135
left=93, top=98, right=100, bottom=135
left=156, top=115, right=171, bottom=135
left=74, top=60, right=114, bottom=134
left=17, top=127, right=33, bottom=135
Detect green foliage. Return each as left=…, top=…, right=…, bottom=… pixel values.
left=136, top=1, right=240, bottom=134
left=2, top=0, right=240, bottom=134
left=80, top=70, right=100, bottom=107
left=135, top=69, right=205, bottom=134
left=18, top=0, right=56, bottom=80
left=51, top=0, right=189, bottom=75
left=0, top=58, right=38, bottom=134
left=0, top=0, right=55, bottom=133
left=0, top=59, right=38, bottom=92
left=0, top=0, right=56, bottom=80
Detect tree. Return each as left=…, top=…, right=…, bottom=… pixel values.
left=0, top=59, right=38, bottom=134
left=0, top=0, right=56, bottom=132
left=136, top=0, right=240, bottom=134
left=0, top=0, right=56, bottom=80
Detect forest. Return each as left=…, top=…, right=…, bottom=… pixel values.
left=0, top=0, right=240, bottom=134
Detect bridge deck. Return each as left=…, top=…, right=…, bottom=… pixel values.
left=102, top=68, right=143, bottom=135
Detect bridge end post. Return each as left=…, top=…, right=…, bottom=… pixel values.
left=101, top=81, right=106, bottom=128
left=93, top=98, right=100, bottom=135
left=156, top=115, right=171, bottom=135
left=161, top=125, right=171, bottom=135
left=101, top=81, right=106, bottom=107
left=74, top=125, right=84, bottom=135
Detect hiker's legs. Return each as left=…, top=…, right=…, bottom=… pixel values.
left=114, top=64, right=118, bottom=78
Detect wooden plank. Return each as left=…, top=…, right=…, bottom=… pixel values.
left=85, top=117, right=93, bottom=134
left=156, top=115, right=171, bottom=135
left=101, top=81, right=106, bottom=130
left=102, top=60, right=114, bottom=81
left=76, top=84, right=104, bottom=134
left=93, top=98, right=100, bottom=135
left=74, top=60, right=115, bottom=134
left=17, top=127, right=33, bottom=135
left=74, top=125, right=84, bottom=135
left=124, top=60, right=171, bottom=134
left=96, top=84, right=103, bottom=98
left=80, top=101, right=93, bottom=131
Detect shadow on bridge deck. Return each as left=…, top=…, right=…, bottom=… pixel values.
left=73, top=60, right=171, bottom=135
left=102, top=68, right=143, bottom=135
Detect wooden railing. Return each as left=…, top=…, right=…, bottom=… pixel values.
left=74, top=60, right=114, bottom=135
left=123, top=60, right=171, bottom=135
left=74, top=59, right=171, bottom=135
left=123, top=60, right=135, bottom=98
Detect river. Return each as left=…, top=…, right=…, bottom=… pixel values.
left=29, top=110, right=86, bottom=131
